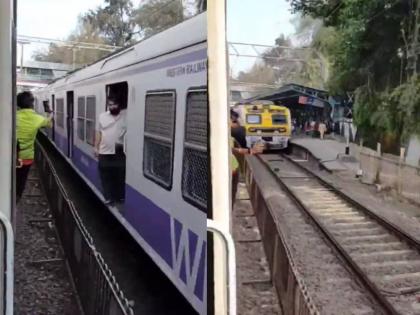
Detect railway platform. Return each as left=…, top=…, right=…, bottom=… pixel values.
left=290, top=136, right=360, bottom=173
left=289, top=135, right=420, bottom=227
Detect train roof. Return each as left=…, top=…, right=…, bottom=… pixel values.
left=44, top=13, right=207, bottom=89
left=236, top=100, right=275, bottom=105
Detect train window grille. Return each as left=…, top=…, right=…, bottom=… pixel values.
left=85, top=96, right=96, bottom=146
left=143, top=91, right=176, bottom=189
left=181, top=90, right=207, bottom=211
left=77, top=97, right=86, bottom=141
left=55, top=98, right=65, bottom=128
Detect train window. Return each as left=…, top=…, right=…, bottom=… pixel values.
left=143, top=91, right=176, bottom=190
left=43, top=100, right=51, bottom=113
left=77, top=97, right=86, bottom=141
left=246, top=114, right=261, bottom=124
left=55, top=98, right=65, bottom=128
left=272, top=114, right=288, bottom=124
left=181, top=89, right=207, bottom=212
left=85, top=96, right=96, bottom=146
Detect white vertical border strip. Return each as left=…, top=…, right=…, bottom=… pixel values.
left=0, top=0, right=13, bottom=222
left=208, top=1, right=232, bottom=314
left=0, top=0, right=15, bottom=314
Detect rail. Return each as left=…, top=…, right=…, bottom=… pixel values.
left=259, top=152, right=420, bottom=314
left=258, top=154, right=398, bottom=314
left=240, top=154, right=320, bottom=315
left=207, top=219, right=237, bottom=315
left=35, top=140, right=134, bottom=315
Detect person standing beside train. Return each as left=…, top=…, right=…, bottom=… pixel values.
left=230, top=109, right=265, bottom=208
left=94, top=97, right=127, bottom=206
left=16, top=91, right=52, bottom=202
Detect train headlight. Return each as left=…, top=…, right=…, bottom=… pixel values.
left=248, top=127, right=256, bottom=132
left=257, top=130, right=262, bottom=135
left=274, top=130, right=279, bottom=134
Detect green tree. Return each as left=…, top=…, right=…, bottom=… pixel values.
left=235, top=16, right=329, bottom=90
left=83, top=0, right=135, bottom=47
left=289, top=0, right=415, bottom=146
left=33, top=17, right=110, bottom=66
left=236, top=62, right=276, bottom=85
left=133, top=0, right=185, bottom=38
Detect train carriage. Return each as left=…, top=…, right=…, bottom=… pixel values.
left=234, top=100, right=292, bottom=150
left=34, top=13, right=208, bottom=314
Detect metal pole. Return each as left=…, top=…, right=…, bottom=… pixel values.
left=208, top=1, right=231, bottom=314
left=20, top=42, right=24, bottom=72
left=412, top=0, right=420, bottom=75
left=207, top=219, right=237, bottom=315
left=72, top=48, right=76, bottom=70
left=345, top=120, right=350, bottom=155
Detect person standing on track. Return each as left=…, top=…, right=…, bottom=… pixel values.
left=16, top=91, right=52, bottom=202
left=94, top=97, right=127, bottom=206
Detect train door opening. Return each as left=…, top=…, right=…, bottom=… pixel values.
left=51, top=94, right=55, bottom=141
left=66, top=91, right=74, bottom=158
left=102, top=82, right=128, bottom=205
left=106, top=82, right=128, bottom=111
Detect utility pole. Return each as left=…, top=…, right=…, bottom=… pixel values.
left=17, top=40, right=29, bottom=72
left=408, top=0, right=420, bottom=75
left=72, top=47, right=78, bottom=70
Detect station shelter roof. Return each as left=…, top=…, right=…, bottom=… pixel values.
left=245, top=83, right=330, bottom=109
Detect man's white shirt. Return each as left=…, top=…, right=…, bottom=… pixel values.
left=98, top=109, right=127, bottom=155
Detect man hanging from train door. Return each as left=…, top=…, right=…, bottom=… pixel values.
left=94, top=97, right=127, bottom=206
left=16, top=91, right=52, bottom=202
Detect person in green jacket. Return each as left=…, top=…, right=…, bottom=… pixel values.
left=16, top=91, right=52, bottom=201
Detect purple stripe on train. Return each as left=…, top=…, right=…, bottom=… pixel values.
left=54, top=130, right=68, bottom=155
left=72, top=145, right=102, bottom=191
left=67, top=142, right=205, bottom=300
left=124, top=184, right=173, bottom=267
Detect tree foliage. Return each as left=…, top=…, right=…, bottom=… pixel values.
left=82, top=0, right=135, bottom=47
left=234, top=16, right=330, bottom=90
left=33, top=18, right=109, bottom=66
left=133, top=0, right=185, bottom=38
left=237, top=62, right=276, bottom=85
left=33, top=0, right=202, bottom=66
left=289, top=0, right=416, bottom=146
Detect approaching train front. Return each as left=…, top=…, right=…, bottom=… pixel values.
left=236, top=101, right=292, bottom=150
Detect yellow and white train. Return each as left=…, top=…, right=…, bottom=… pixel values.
left=234, top=101, right=292, bottom=150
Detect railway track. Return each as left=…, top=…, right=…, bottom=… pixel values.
left=259, top=153, right=420, bottom=315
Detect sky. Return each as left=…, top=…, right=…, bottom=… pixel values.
left=17, top=0, right=297, bottom=73
left=227, top=0, right=296, bottom=75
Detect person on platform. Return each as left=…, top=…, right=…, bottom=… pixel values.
left=230, top=109, right=264, bottom=208
left=16, top=91, right=52, bottom=202
left=319, top=121, right=327, bottom=140
left=94, top=97, right=127, bottom=206
left=230, top=109, right=247, bottom=148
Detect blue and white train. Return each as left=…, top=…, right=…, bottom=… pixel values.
left=34, top=13, right=208, bottom=314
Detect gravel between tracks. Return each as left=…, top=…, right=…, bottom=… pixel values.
left=14, top=167, right=80, bottom=315
left=248, top=156, right=386, bottom=315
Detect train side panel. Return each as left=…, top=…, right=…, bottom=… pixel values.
left=34, top=17, right=207, bottom=314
